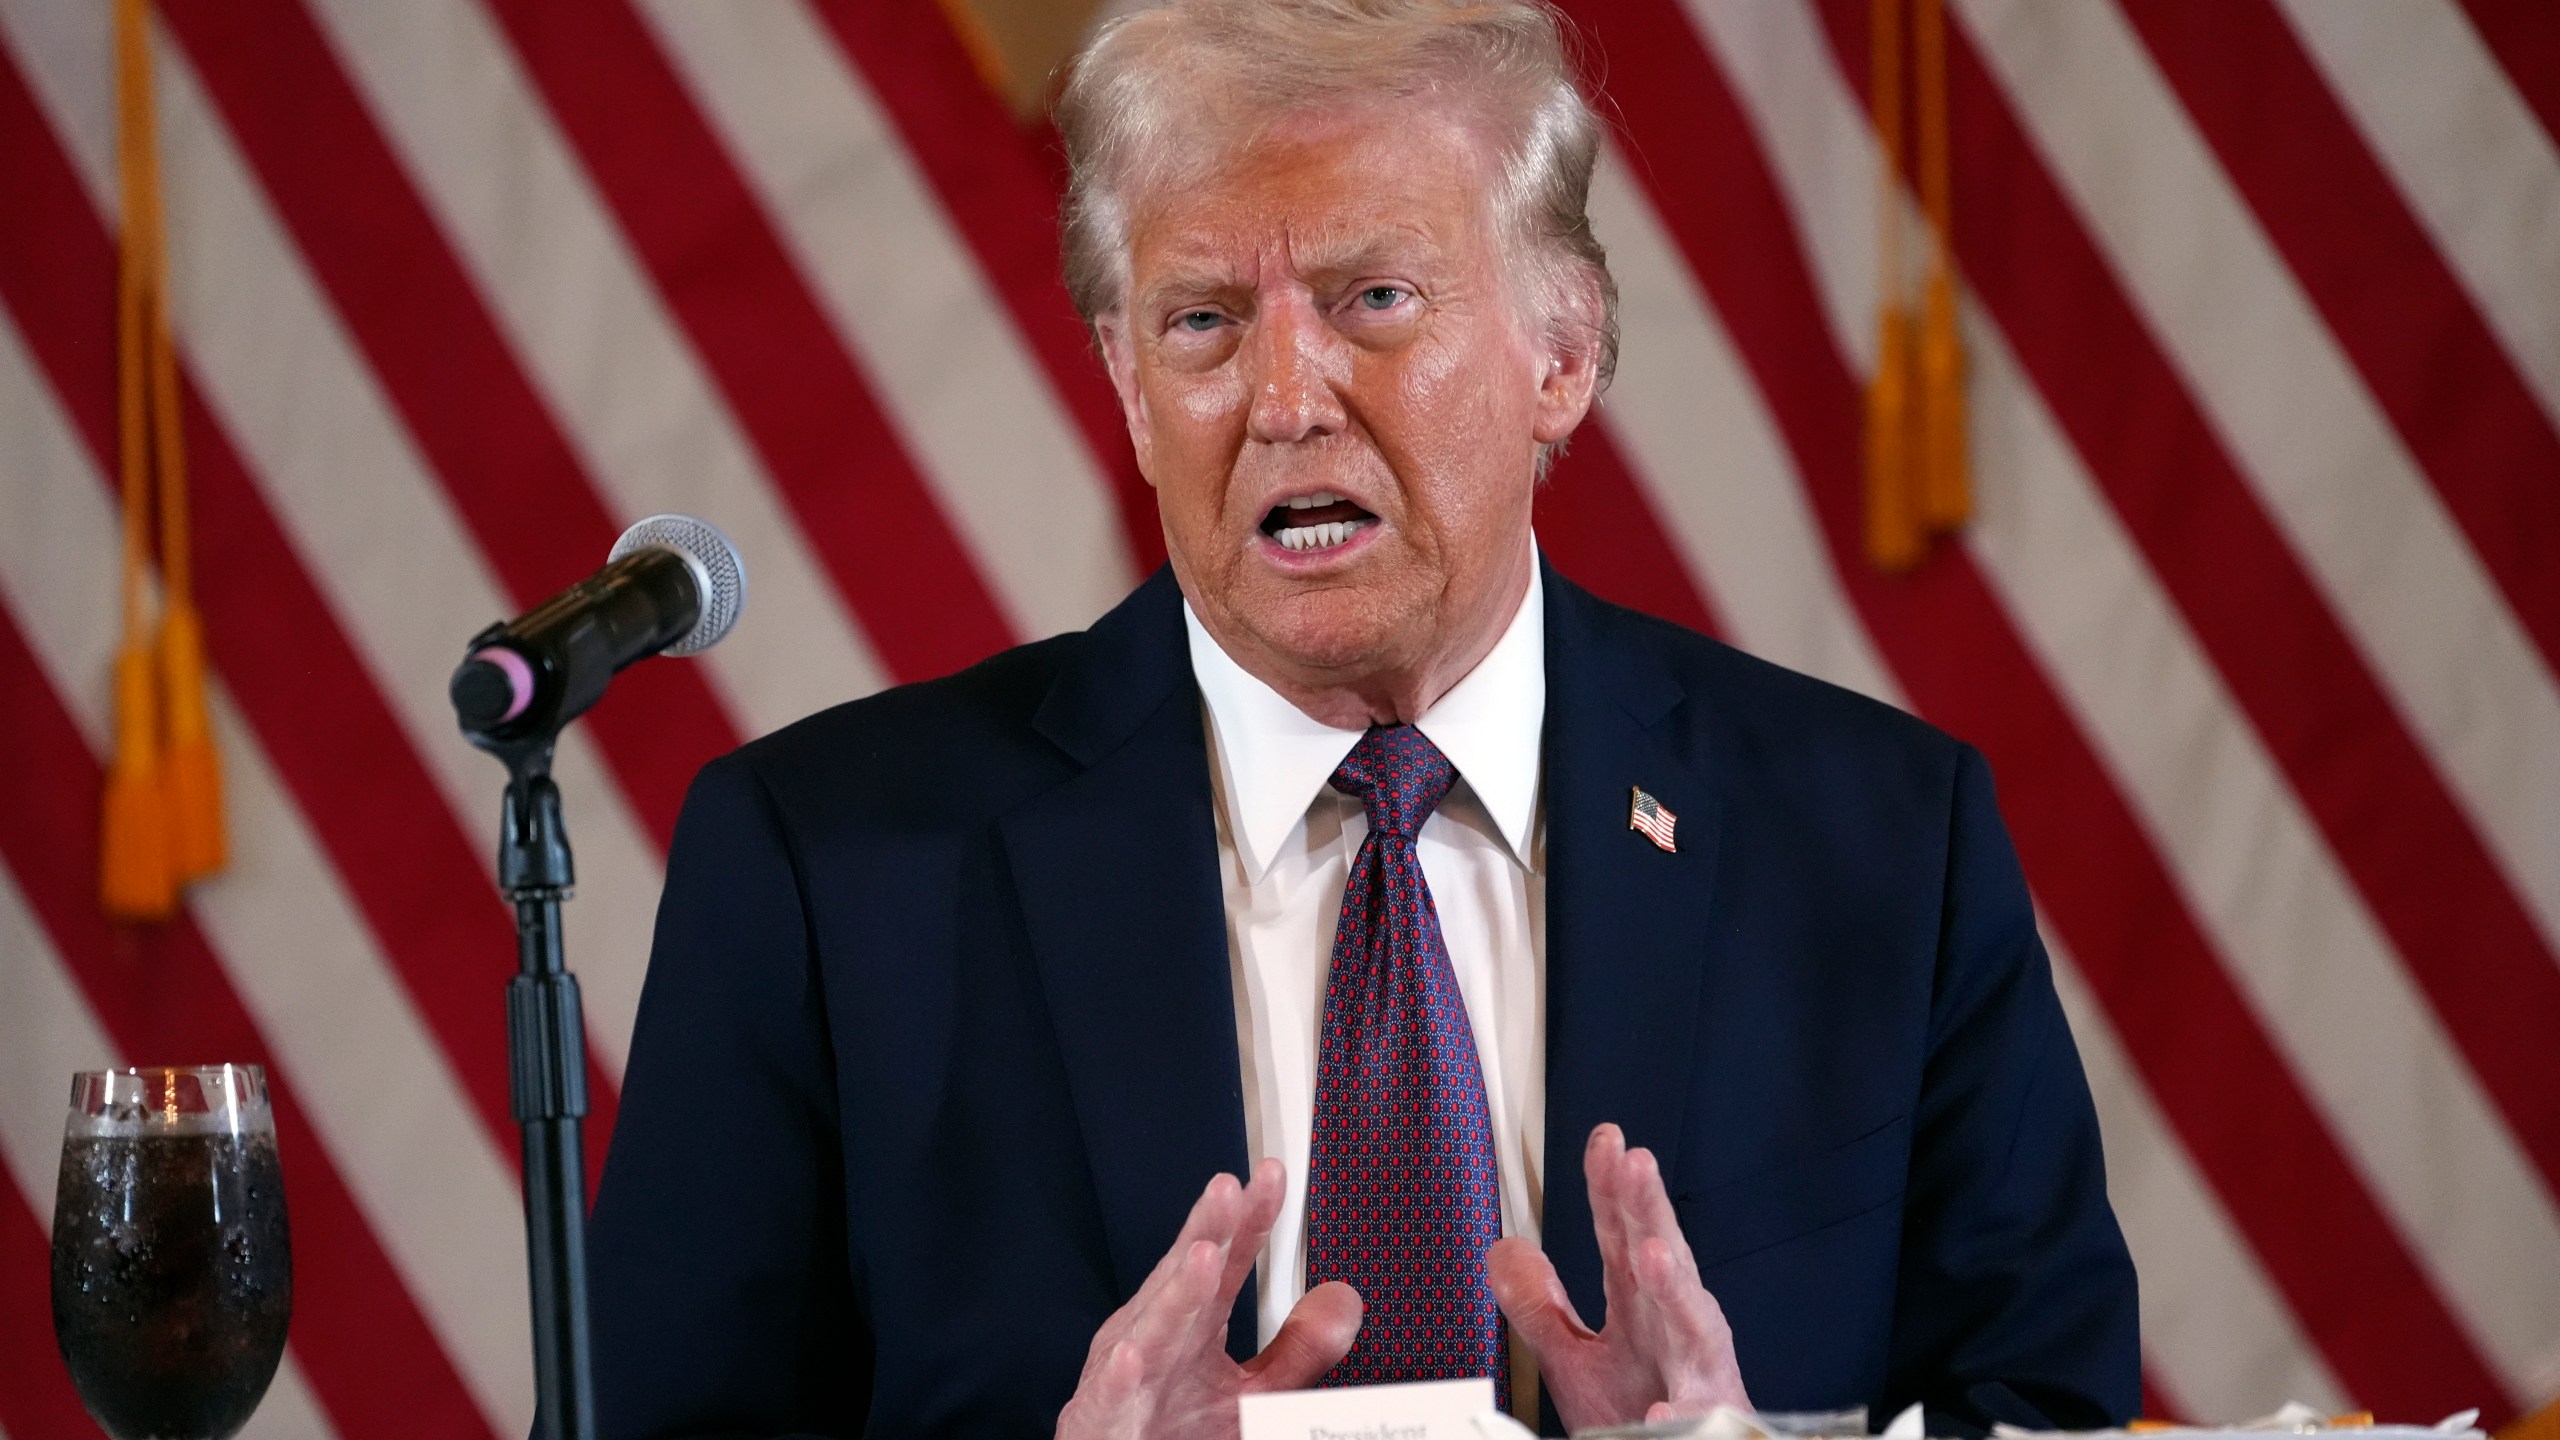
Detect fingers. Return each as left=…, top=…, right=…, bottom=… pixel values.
left=1064, top=1167, right=1292, bottom=1439
left=1585, top=1124, right=1633, bottom=1311
left=1634, top=1235, right=1697, bottom=1351
left=1641, top=1237, right=1749, bottom=1413
left=1125, top=1237, right=1226, bottom=1364
left=1148, top=1164, right=1288, bottom=1352
left=1585, top=1124, right=1630, bottom=1266
left=1113, top=1171, right=1253, bottom=1367
left=1618, top=1150, right=1719, bottom=1378
left=1582, top=1124, right=1750, bottom=1414
left=1149, top=1172, right=1247, bottom=1287
left=1056, top=1338, right=1147, bottom=1440
left=1620, top=1147, right=1698, bottom=1276
left=1591, top=1127, right=1701, bottom=1328
left=1218, top=1158, right=1286, bottom=1302
left=1488, top=1235, right=1594, bottom=1358
left=1241, top=1280, right=1365, bottom=1391
left=1126, top=1169, right=1260, bottom=1334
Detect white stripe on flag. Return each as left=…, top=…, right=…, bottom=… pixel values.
left=1963, top=302, right=2560, bottom=1394
left=0, top=895, right=119, bottom=1241
left=0, top=0, right=670, bottom=1075
left=0, top=4, right=678, bottom=1079
left=1560, top=100, right=2429, bottom=1411
left=1956, top=0, right=2560, bottom=961
left=2273, top=0, right=2560, bottom=431
left=147, top=24, right=666, bottom=1075
left=1587, top=148, right=1903, bottom=705
left=1678, top=0, right=1892, bottom=376
left=1687, top=0, right=2560, bottom=1393
left=1578, top=43, right=2386, bottom=1409
left=637, top=0, right=1138, bottom=641
left=2044, top=929, right=2349, bottom=1421
left=0, top=303, right=535, bottom=1437
left=301, top=0, right=892, bottom=740
left=0, top=294, right=348, bottom=1437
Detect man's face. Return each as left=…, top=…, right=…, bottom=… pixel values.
left=1099, top=106, right=1593, bottom=702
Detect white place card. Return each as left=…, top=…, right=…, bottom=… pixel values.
left=1240, top=1377, right=1498, bottom=1440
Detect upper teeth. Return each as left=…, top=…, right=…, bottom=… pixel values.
left=1276, top=518, right=1369, bottom=551
left=1285, top=491, right=1343, bottom=510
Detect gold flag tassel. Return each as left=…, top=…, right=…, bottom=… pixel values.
left=1913, top=0, right=1970, bottom=535
left=1864, top=0, right=1921, bottom=572
left=103, top=0, right=173, bottom=920
left=158, top=318, right=223, bottom=885
left=1865, top=0, right=1968, bottom=572
left=102, top=0, right=221, bottom=923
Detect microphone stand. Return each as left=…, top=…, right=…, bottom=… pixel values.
left=449, top=517, right=745, bottom=1440
left=469, top=722, right=597, bottom=1440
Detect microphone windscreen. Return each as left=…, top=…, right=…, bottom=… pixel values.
left=607, top=514, right=747, bottom=656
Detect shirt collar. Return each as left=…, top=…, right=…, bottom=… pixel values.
left=1184, top=559, right=1545, bottom=881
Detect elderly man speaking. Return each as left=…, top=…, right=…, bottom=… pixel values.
left=583, top=1, right=2138, bottom=1435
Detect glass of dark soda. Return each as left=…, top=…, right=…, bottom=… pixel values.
left=51, top=1065, right=292, bottom=1440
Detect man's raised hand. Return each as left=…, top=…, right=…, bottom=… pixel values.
left=1056, top=1159, right=1364, bottom=1440
left=1488, top=1124, right=1750, bottom=1430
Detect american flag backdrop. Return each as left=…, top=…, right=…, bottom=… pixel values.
left=1, top=0, right=2556, bottom=1435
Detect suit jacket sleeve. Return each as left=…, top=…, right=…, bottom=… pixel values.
left=1882, top=744, right=2140, bottom=1433
left=586, top=754, right=872, bottom=1440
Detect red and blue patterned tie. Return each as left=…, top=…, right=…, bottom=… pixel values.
left=1306, top=725, right=1509, bottom=1405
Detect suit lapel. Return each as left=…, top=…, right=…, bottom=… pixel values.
left=1002, top=570, right=1260, bottom=1359
left=1538, top=564, right=1723, bottom=1330
left=1006, top=565, right=1722, bottom=1351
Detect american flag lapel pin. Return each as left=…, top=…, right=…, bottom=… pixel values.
left=1628, top=786, right=1678, bottom=853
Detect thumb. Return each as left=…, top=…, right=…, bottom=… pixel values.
left=1241, top=1281, right=1363, bottom=1392
left=1488, top=1236, right=1593, bottom=1361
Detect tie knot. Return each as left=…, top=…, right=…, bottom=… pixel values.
left=1330, top=725, right=1455, bottom=841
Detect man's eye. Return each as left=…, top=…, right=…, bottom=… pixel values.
left=1176, top=310, right=1224, bottom=332
left=1358, top=286, right=1407, bottom=311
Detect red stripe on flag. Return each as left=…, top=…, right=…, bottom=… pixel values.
left=1541, top=422, right=1726, bottom=638
left=2127, top=0, right=2560, bottom=693
left=2453, top=0, right=2560, bottom=152
left=2138, top=1364, right=2188, bottom=1425
left=1885, top=1, right=2560, bottom=1196
left=484, top=0, right=1022, bottom=682
left=0, top=608, right=500, bottom=1440
left=0, top=1172, right=98, bottom=1438
left=155, top=0, right=737, bottom=846
left=803, top=0, right=1165, bottom=573
left=0, top=46, right=618, bottom=1197
left=1563, top=0, right=2516, bottom=1419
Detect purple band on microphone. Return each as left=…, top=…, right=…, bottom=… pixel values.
left=475, top=646, right=537, bottom=722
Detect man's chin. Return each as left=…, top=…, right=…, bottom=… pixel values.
left=1234, top=590, right=1422, bottom=682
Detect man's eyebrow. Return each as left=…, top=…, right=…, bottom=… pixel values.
left=1292, top=223, right=1446, bottom=280
left=1135, top=264, right=1245, bottom=310
left=1131, top=222, right=1448, bottom=310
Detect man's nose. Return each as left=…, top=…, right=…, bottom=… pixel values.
left=1245, top=293, right=1348, bottom=445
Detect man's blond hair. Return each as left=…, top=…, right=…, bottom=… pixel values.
left=1055, top=0, right=1618, bottom=390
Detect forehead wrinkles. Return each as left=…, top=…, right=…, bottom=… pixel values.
left=1144, top=217, right=1448, bottom=294
left=1127, top=121, right=1495, bottom=303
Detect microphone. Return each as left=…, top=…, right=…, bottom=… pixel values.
left=450, top=514, right=747, bottom=742
left=450, top=516, right=746, bottom=1436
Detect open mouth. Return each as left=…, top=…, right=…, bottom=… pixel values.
left=1259, top=491, right=1378, bottom=553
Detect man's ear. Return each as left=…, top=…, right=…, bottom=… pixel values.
left=1095, top=313, right=1156, bottom=481
left=1531, top=332, right=1602, bottom=447
left=1530, top=274, right=1606, bottom=446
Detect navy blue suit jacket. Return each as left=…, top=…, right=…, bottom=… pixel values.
left=586, top=562, right=2138, bottom=1439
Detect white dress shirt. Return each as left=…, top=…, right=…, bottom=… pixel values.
left=1183, top=563, right=1548, bottom=1352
